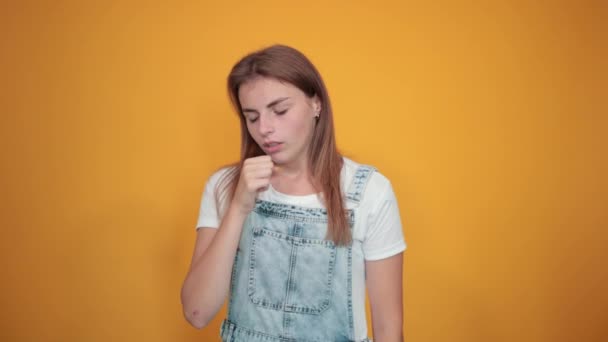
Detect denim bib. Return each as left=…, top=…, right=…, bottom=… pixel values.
left=221, top=165, right=376, bottom=342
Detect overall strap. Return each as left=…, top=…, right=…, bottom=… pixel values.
left=345, top=164, right=377, bottom=204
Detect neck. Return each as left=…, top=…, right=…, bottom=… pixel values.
left=271, top=157, right=319, bottom=195
left=274, top=156, right=310, bottom=179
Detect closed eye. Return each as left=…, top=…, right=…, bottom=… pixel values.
left=246, top=109, right=286, bottom=123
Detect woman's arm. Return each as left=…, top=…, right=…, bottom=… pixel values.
left=365, top=252, right=404, bottom=341
left=180, top=156, right=275, bottom=329
left=180, top=205, right=248, bottom=329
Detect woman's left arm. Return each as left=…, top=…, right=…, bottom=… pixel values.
left=365, top=252, right=404, bottom=342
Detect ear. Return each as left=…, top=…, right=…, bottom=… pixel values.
left=311, top=95, right=322, bottom=114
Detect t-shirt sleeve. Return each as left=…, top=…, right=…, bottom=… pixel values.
left=195, top=169, right=229, bottom=230
left=362, top=179, right=407, bottom=261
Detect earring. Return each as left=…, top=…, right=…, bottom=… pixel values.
left=315, top=112, right=320, bottom=119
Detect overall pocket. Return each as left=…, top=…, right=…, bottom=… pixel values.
left=248, top=226, right=336, bottom=315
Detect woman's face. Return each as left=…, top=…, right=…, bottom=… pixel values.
left=239, top=77, right=321, bottom=167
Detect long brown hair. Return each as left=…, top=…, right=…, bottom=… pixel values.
left=215, top=44, right=350, bottom=245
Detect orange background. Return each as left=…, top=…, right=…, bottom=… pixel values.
left=1, top=1, right=606, bottom=341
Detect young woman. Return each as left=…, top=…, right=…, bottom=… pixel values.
left=181, top=44, right=406, bottom=342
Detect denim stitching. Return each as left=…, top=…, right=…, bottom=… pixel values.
left=227, top=248, right=239, bottom=318
left=254, top=201, right=328, bottom=222
left=252, top=226, right=337, bottom=247
left=222, top=319, right=372, bottom=342
left=346, top=165, right=377, bottom=203
left=347, top=245, right=355, bottom=338
left=283, top=229, right=298, bottom=314
left=254, top=200, right=356, bottom=225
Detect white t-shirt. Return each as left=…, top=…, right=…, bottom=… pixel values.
left=195, top=157, right=406, bottom=339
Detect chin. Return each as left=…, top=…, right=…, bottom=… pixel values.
left=269, top=152, right=293, bottom=165
left=270, top=155, right=286, bottom=164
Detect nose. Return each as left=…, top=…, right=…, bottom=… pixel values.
left=258, top=113, right=275, bottom=136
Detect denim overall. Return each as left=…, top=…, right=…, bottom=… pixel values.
left=220, top=165, right=376, bottom=342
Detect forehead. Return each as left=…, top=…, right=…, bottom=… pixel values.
left=238, top=77, right=303, bottom=106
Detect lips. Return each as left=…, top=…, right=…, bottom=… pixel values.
left=263, top=141, right=282, bottom=148
left=263, top=141, right=283, bottom=154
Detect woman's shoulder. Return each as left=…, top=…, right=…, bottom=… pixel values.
left=206, top=164, right=238, bottom=187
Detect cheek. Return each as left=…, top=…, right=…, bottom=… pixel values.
left=246, top=123, right=261, bottom=140
left=289, top=114, right=313, bottom=132
left=296, top=117, right=315, bottom=138
left=246, top=121, right=257, bottom=133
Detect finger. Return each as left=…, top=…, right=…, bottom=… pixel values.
left=245, top=160, right=274, bottom=174
left=245, top=155, right=272, bottom=164
left=250, top=179, right=271, bottom=192
left=243, top=156, right=267, bottom=167
left=244, top=160, right=273, bottom=172
left=247, top=167, right=272, bottom=179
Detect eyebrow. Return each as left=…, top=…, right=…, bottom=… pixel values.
left=242, top=97, right=290, bottom=113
